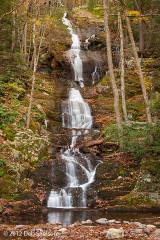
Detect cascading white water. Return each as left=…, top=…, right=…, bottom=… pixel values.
left=47, top=13, right=100, bottom=209
left=62, top=88, right=92, bottom=146
left=47, top=86, right=97, bottom=208
left=92, top=66, right=100, bottom=84
left=62, top=12, right=84, bottom=87
left=84, top=34, right=95, bottom=50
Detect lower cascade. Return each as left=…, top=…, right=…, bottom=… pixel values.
left=47, top=88, right=100, bottom=208
left=47, top=13, right=100, bottom=208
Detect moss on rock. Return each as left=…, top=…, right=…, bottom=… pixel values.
left=12, top=129, right=49, bottom=166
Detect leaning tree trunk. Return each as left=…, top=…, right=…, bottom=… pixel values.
left=103, top=0, right=121, bottom=129
left=121, top=0, right=152, bottom=124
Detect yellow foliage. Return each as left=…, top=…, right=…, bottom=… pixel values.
left=128, top=10, right=140, bottom=16
left=36, top=20, right=41, bottom=26
left=127, top=10, right=150, bottom=24
left=142, top=16, right=150, bottom=23
left=133, top=16, right=149, bottom=24
left=45, top=14, right=51, bottom=21
left=144, top=77, right=152, bottom=90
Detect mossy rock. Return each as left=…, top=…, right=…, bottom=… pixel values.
left=134, top=158, right=160, bottom=192
left=0, top=178, right=17, bottom=196
left=46, top=111, right=62, bottom=121
left=140, top=158, right=160, bottom=175
left=119, top=191, right=156, bottom=207
left=29, top=120, right=41, bottom=133
left=18, top=178, right=34, bottom=192
left=98, top=189, right=131, bottom=200
left=96, top=161, right=127, bottom=180
left=12, top=129, right=49, bottom=165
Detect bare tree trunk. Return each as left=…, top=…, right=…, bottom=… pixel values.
left=146, top=10, right=154, bottom=49
left=121, top=0, right=152, bottom=124
left=118, top=8, right=128, bottom=122
left=21, top=0, right=32, bottom=62
left=134, top=0, right=145, bottom=58
left=27, top=34, right=32, bottom=67
left=24, top=21, right=27, bottom=59
left=12, top=8, right=16, bottom=51
left=26, top=12, right=37, bottom=128
left=47, top=2, right=52, bottom=54
left=103, top=0, right=121, bottom=129
left=139, top=19, right=144, bottom=58
left=26, top=1, right=47, bottom=128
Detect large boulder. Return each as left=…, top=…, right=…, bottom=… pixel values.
left=12, top=129, right=49, bottom=165
left=106, top=227, right=124, bottom=239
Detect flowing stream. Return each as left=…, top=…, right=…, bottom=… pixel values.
left=47, top=13, right=100, bottom=209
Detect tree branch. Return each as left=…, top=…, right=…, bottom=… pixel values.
left=0, top=0, right=26, bottom=21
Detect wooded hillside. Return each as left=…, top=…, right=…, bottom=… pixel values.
left=0, top=0, right=160, bottom=211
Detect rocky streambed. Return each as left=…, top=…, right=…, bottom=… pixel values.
left=1, top=218, right=160, bottom=239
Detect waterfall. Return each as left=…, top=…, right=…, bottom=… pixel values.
left=47, top=13, right=100, bottom=209
left=62, top=88, right=92, bottom=146
left=70, top=33, right=84, bottom=87
left=62, top=12, right=84, bottom=87
left=84, top=34, right=95, bottom=50
left=92, top=66, right=100, bottom=84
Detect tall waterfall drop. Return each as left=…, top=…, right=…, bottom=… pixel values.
left=47, top=13, right=100, bottom=208
left=62, top=12, right=84, bottom=88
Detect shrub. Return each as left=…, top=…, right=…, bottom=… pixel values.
left=87, top=0, right=96, bottom=10
left=104, top=122, right=160, bottom=161
left=151, top=93, right=160, bottom=119
left=0, top=104, right=18, bottom=126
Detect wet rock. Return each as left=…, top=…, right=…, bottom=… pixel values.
left=123, top=221, right=131, bottom=224
left=108, top=219, right=116, bottom=225
left=29, top=159, right=53, bottom=191
left=81, top=219, right=93, bottom=225
left=96, top=218, right=108, bottom=224
left=81, top=86, right=98, bottom=99
left=154, top=229, right=160, bottom=235
left=154, top=221, right=160, bottom=227
left=144, top=224, right=156, bottom=234
left=73, top=221, right=82, bottom=227
left=132, top=228, right=143, bottom=234
left=115, top=221, right=121, bottom=224
left=57, top=227, right=68, bottom=234
left=15, top=225, right=26, bottom=229
left=17, top=191, right=40, bottom=205
left=106, top=227, right=124, bottom=239
left=134, top=222, right=144, bottom=228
